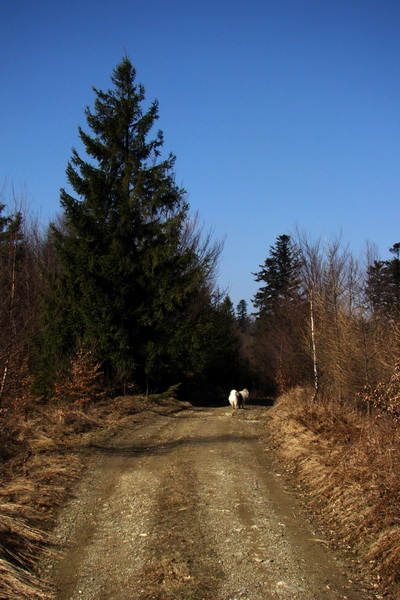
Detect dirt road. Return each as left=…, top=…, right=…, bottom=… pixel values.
left=42, top=404, right=373, bottom=600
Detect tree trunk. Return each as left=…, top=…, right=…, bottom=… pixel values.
left=0, top=242, right=17, bottom=403
left=310, top=288, right=319, bottom=401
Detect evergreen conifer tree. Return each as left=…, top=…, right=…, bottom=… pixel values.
left=253, top=234, right=302, bottom=316
left=192, top=292, right=241, bottom=386
left=366, top=243, right=400, bottom=317
left=39, top=58, right=212, bottom=391
left=236, top=299, right=249, bottom=330
left=252, top=234, right=305, bottom=392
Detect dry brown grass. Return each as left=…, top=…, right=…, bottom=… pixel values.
left=0, top=500, right=54, bottom=599
left=0, top=408, right=85, bottom=600
left=266, top=387, right=400, bottom=592
left=0, top=388, right=187, bottom=600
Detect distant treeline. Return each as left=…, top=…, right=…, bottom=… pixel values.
left=1, top=57, right=399, bottom=420
left=251, top=233, right=400, bottom=416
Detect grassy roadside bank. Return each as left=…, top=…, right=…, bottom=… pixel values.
left=0, top=393, right=189, bottom=600
left=265, top=387, right=400, bottom=599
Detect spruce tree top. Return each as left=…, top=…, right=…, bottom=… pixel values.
left=253, top=234, right=303, bottom=315
left=60, top=57, right=187, bottom=238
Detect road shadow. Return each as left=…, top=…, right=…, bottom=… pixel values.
left=88, top=431, right=259, bottom=457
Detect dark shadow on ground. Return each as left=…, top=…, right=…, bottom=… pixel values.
left=88, top=432, right=259, bottom=457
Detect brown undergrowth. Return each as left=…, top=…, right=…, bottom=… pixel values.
left=266, top=387, right=400, bottom=595
left=0, top=390, right=187, bottom=600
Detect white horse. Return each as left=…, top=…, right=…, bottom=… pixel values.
left=228, top=388, right=249, bottom=409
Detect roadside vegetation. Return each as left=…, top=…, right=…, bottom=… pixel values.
left=1, top=57, right=399, bottom=599
left=267, top=388, right=400, bottom=594
left=253, top=233, right=400, bottom=597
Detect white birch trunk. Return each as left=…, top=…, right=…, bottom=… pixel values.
left=309, top=287, right=319, bottom=401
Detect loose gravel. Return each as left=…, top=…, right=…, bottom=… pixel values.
left=40, top=405, right=376, bottom=600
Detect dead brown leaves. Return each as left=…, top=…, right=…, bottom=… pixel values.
left=360, top=359, right=400, bottom=421
left=54, top=348, right=105, bottom=407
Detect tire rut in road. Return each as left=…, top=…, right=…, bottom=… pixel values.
left=136, top=455, right=224, bottom=599
left=192, top=411, right=336, bottom=599
left=45, top=406, right=372, bottom=600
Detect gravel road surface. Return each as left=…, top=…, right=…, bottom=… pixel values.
left=41, top=404, right=374, bottom=600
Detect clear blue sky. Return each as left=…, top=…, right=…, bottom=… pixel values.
left=1, top=0, right=399, bottom=307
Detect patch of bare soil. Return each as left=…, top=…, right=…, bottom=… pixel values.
left=40, top=404, right=377, bottom=600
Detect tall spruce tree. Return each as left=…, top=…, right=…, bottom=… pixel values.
left=253, top=234, right=302, bottom=316
left=40, top=58, right=211, bottom=391
left=191, top=292, right=242, bottom=387
left=366, top=243, right=400, bottom=317
left=252, top=235, right=305, bottom=392
left=236, top=299, right=248, bottom=329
